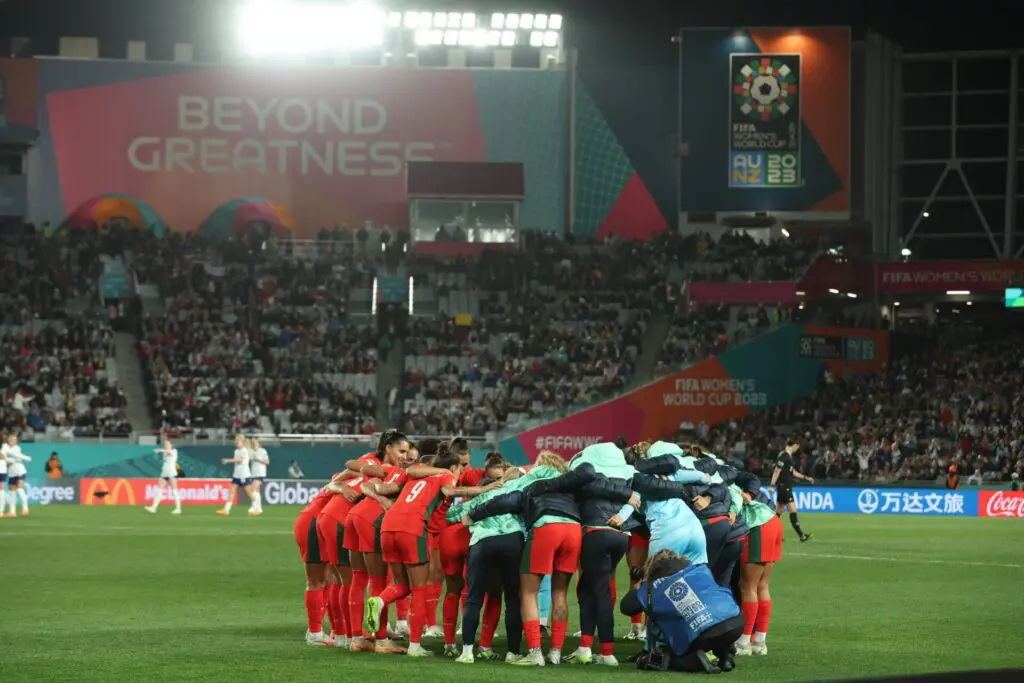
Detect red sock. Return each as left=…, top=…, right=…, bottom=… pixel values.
left=337, top=583, right=351, bottom=638
left=600, top=642, right=614, bottom=656
left=369, top=575, right=388, bottom=639
left=410, top=585, right=429, bottom=645
left=379, top=582, right=410, bottom=608
left=479, top=596, right=502, bottom=648
left=610, top=576, right=617, bottom=605
left=325, top=584, right=341, bottom=635
left=741, top=601, right=759, bottom=637
left=396, top=594, right=409, bottom=621
left=580, top=634, right=594, bottom=648
left=348, top=571, right=369, bottom=639
left=755, top=600, right=773, bottom=635
left=551, top=619, right=568, bottom=650
left=630, top=606, right=643, bottom=625
left=305, top=589, right=325, bottom=633
left=426, top=583, right=441, bottom=627
left=442, top=592, right=459, bottom=645
left=524, top=619, right=541, bottom=650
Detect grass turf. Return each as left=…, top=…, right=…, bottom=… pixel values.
left=0, top=507, right=1022, bottom=682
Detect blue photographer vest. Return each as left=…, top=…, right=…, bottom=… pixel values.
left=637, top=564, right=741, bottom=655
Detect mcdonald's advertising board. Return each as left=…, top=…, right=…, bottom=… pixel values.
left=80, top=478, right=235, bottom=506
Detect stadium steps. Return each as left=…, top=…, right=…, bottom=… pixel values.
left=376, top=335, right=405, bottom=429
left=633, top=311, right=673, bottom=386
left=113, top=331, right=159, bottom=433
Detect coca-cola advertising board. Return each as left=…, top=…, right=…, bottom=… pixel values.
left=978, top=490, right=1024, bottom=518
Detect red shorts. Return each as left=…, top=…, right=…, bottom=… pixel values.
left=316, top=516, right=350, bottom=567
left=427, top=531, right=440, bottom=551
left=438, top=523, right=471, bottom=576
left=741, top=515, right=783, bottom=564
left=294, top=513, right=321, bottom=563
left=521, top=522, right=582, bottom=575
left=344, top=514, right=382, bottom=554
left=382, top=530, right=430, bottom=566
left=628, top=530, right=650, bottom=553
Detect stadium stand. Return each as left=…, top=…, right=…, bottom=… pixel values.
left=683, top=320, right=1024, bottom=486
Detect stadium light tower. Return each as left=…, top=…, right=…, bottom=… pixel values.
left=237, top=0, right=388, bottom=56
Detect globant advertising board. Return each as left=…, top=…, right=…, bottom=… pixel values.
left=260, top=479, right=329, bottom=506
left=79, top=478, right=235, bottom=506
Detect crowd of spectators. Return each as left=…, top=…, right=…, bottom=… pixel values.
left=136, top=232, right=381, bottom=436
left=684, top=230, right=817, bottom=282
left=399, top=232, right=685, bottom=435
left=683, top=319, right=1024, bottom=484
left=0, top=316, right=131, bottom=437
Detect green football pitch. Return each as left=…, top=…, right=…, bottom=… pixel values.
left=1, top=508, right=1021, bottom=682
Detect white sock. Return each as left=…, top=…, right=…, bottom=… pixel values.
left=0, top=490, right=6, bottom=514
left=16, top=488, right=27, bottom=511
left=409, top=643, right=426, bottom=653
left=252, top=492, right=262, bottom=511
left=462, top=644, right=474, bottom=657
left=577, top=646, right=592, bottom=658
left=539, top=616, right=548, bottom=626
left=753, top=631, right=767, bottom=644
left=397, top=620, right=408, bottom=631
left=224, top=501, right=233, bottom=513
left=151, top=488, right=165, bottom=508
left=172, top=490, right=181, bottom=510
left=7, top=492, right=16, bottom=514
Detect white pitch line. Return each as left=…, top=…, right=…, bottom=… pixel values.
left=789, top=551, right=1022, bottom=570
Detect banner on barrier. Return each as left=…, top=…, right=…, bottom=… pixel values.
left=260, top=480, right=329, bottom=506
left=24, top=480, right=79, bottom=505
left=80, top=478, right=235, bottom=506
left=763, top=486, right=976, bottom=516
left=978, top=490, right=1024, bottom=518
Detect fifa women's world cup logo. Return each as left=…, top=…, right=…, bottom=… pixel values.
left=728, top=54, right=802, bottom=188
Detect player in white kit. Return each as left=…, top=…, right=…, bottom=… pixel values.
left=248, top=438, right=268, bottom=516
left=217, top=435, right=256, bottom=516
left=146, top=439, right=183, bottom=515
left=0, top=436, right=8, bottom=518
left=2, top=434, right=32, bottom=517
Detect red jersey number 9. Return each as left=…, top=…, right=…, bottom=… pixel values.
left=404, top=480, right=428, bottom=503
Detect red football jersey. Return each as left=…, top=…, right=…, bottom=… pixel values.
left=319, top=475, right=367, bottom=523
left=300, top=471, right=344, bottom=516
left=427, top=467, right=486, bottom=534
left=381, top=472, right=456, bottom=537
left=358, top=452, right=382, bottom=467
left=348, top=465, right=409, bottom=524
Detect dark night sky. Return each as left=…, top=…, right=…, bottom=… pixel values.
left=2, top=0, right=1022, bottom=59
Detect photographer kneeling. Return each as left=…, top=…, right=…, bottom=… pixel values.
left=620, top=549, right=744, bottom=673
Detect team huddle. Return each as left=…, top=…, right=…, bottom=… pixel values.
left=291, top=430, right=804, bottom=673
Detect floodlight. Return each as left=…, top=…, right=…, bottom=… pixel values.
left=549, top=14, right=563, bottom=29
left=414, top=29, right=432, bottom=45
left=419, top=11, right=432, bottom=27
left=448, top=12, right=462, bottom=28
left=500, top=30, right=516, bottom=46
left=543, top=31, right=558, bottom=47
left=529, top=31, right=543, bottom=47
left=444, top=30, right=459, bottom=45
left=404, top=11, right=418, bottom=28
left=487, top=30, right=501, bottom=45
left=463, top=13, right=476, bottom=28
left=506, top=14, right=520, bottom=29
left=458, top=29, right=474, bottom=45
left=387, top=11, right=401, bottom=27
left=535, top=14, right=548, bottom=29
left=521, top=13, right=534, bottom=29
left=434, top=12, right=447, bottom=27
left=491, top=13, right=505, bottom=29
